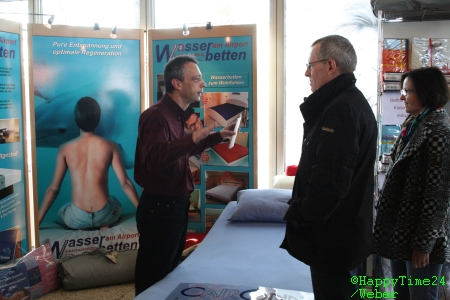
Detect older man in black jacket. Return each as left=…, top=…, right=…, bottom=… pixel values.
left=280, top=35, right=377, bottom=300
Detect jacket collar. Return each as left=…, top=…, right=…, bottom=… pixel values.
left=159, top=93, right=186, bottom=122
left=394, top=109, right=449, bottom=163
left=300, top=73, right=357, bottom=124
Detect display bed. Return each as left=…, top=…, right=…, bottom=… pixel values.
left=135, top=198, right=313, bottom=299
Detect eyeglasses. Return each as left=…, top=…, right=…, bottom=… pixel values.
left=188, top=117, right=201, bottom=131
left=400, top=88, right=415, bottom=96
left=306, top=59, right=329, bottom=70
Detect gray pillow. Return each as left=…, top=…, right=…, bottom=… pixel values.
left=58, top=248, right=137, bottom=290
left=227, top=189, right=291, bottom=222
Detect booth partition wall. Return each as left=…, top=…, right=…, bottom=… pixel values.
left=0, top=0, right=273, bottom=187
left=0, top=0, right=379, bottom=191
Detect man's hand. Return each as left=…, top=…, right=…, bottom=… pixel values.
left=220, top=122, right=237, bottom=140
left=192, top=125, right=214, bottom=144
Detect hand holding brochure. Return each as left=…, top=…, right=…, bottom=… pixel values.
left=228, top=114, right=241, bottom=149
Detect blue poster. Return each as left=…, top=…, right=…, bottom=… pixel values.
left=32, top=36, right=141, bottom=259
left=0, top=30, right=28, bottom=261
left=151, top=35, right=254, bottom=233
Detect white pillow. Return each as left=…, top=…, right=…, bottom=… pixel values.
left=227, top=189, right=291, bottom=222
left=272, top=175, right=295, bottom=189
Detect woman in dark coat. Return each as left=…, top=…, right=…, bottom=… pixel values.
left=373, top=67, right=450, bottom=300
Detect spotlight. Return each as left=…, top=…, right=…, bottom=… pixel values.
left=181, top=22, right=212, bottom=36
left=45, top=15, right=54, bottom=29
left=94, top=23, right=100, bottom=30
left=110, top=26, right=117, bottom=38
left=182, top=23, right=189, bottom=36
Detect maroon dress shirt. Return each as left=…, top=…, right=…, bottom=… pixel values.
left=134, top=94, right=222, bottom=197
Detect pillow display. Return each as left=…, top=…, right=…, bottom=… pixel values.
left=58, top=248, right=137, bottom=290
left=228, top=188, right=292, bottom=222
left=285, top=165, right=298, bottom=176
left=273, top=175, right=295, bottom=190
left=205, top=184, right=241, bottom=204
left=0, top=243, right=59, bottom=299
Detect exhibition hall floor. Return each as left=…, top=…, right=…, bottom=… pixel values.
left=39, top=282, right=135, bottom=300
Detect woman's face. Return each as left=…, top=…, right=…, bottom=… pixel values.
left=400, top=77, right=426, bottom=117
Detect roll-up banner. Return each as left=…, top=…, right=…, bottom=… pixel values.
left=0, top=18, right=31, bottom=261
left=29, top=24, right=144, bottom=259
left=149, top=25, right=257, bottom=233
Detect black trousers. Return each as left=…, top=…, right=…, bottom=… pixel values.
left=310, top=263, right=364, bottom=300
left=134, top=191, right=190, bottom=296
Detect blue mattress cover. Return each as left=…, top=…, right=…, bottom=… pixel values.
left=135, top=201, right=313, bottom=299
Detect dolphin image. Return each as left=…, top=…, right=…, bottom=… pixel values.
left=34, top=79, right=139, bottom=169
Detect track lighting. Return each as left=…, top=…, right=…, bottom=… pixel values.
left=0, top=12, right=54, bottom=29
left=181, top=22, right=212, bottom=36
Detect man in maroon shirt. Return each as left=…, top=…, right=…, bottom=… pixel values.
left=134, top=55, right=235, bottom=296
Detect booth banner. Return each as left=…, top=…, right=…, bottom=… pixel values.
left=31, top=35, right=141, bottom=259
left=151, top=28, right=255, bottom=233
left=152, top=36, right=253, bottom=102
left=0, top=28, right=29, bottom=261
